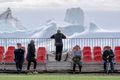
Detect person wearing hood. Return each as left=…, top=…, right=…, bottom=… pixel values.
left=27, top=40, right=37, bottom=74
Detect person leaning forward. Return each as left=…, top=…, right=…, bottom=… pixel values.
left=50, top=30, right=66, bottom=61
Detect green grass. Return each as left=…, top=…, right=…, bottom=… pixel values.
left=0, top=73, right=120, bottom=80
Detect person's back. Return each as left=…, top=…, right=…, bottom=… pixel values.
left=27, top=43, right=35, bottom=61
left=27, top=40, right=37, bottom=74
left=51, top=30, right=66, bottom=46
left=50, top=30, right=66, bottom=61
left=55, top=33, right=63, bottom=45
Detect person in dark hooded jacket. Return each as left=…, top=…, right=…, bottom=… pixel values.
left=27, top=40, right=37, bottom=73
left=50, top=30, right=66, bottom=61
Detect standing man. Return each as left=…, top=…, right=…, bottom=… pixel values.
left=14, top=43, right=25, bottom=74
left=50, top=30, right=66, bottom=61
left=26, top=40, right=37, bottom=74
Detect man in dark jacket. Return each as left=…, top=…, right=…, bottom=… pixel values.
left=50, top=30, right=66, bottom=61
left=14, top=43, right=25, bottom=73
left=27, top=40, right=37, bottom=73
left=102, top=46, right=115, bottom=72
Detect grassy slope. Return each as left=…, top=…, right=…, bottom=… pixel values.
left=0, top=74, right=120, bottom=80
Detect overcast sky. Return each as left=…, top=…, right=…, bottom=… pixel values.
left=0, top=0, right=120, bottom=31
left=0, top=0, right=120, bottom=10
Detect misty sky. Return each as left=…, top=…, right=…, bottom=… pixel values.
left=0, top=0, right=120, bottom=31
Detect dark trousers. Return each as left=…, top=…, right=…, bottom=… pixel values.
left=15, top=58, right=24, bottom=73
left=27, top=59, right=37, bottom=70
left=104, top=59, right=114, bottom=71
left=73, top=62, right=82, bottom=73
left=56, top=46, right=63, bottom=61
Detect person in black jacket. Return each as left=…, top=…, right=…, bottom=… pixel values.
left=102, top=46, right=115, bottom=72
left=51, top=30, right=66, bottom=61
left=27, top=40, right=37, bottom=73
left=14, top=43, right=25, bottom=73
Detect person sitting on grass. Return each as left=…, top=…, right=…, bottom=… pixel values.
left=102, top=46, right=115, bottom=73
left=70, top=45, right=82, bottom=73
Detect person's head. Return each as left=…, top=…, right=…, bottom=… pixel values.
left=30, top=40, right=35, bottom=44
left=75, top=45, right=80, bottom=51
left=104, top=46, right=111, bottom=51
left=72, top=46, right=77, bottom=51
left=17, top=43, right=22, bottom=49
left=72, top=45, right=80, bottom=51
left=57, top=30, right=61, bottom=33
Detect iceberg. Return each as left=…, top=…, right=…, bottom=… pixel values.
left=64, top=7, right=84, bottom=25
left=0, top=8, right=26, bottom=33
